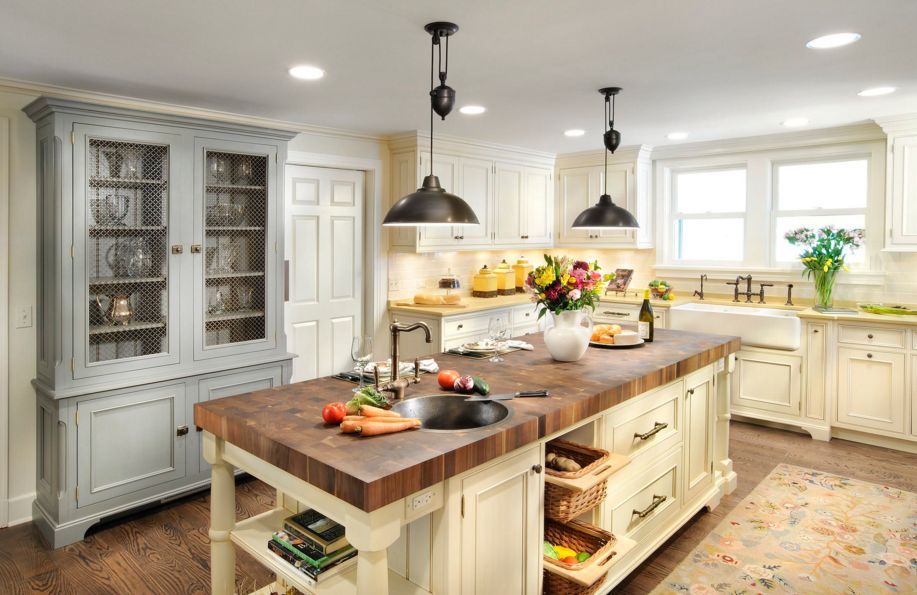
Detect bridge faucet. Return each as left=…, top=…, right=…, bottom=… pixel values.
left=725, top=276, right=742, bottom=302
left=757, top=282, right=774, bottom=304
left=374, top=320, right=432, bottom=400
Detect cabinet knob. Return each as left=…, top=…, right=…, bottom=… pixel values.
left=813, top=329, right=819, bottom=333
left=171, top=245, right=183, bottom=255
left=867, top=353, right=873, bottom=359
left=190, top=244, right=202, bottom=254
left=867, top=333, right=874, bottom=339
left=176, top=425, right=189, bottom=437
left=457, top=324, right=464, bottom=330
left=531, top=464, right=543, bottom=474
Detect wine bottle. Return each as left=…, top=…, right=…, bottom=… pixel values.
left=638, top=289, right=654, bottom=342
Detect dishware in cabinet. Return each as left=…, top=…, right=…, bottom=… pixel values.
left=72, top=124, right=184, bottom=378
left=193, top=139, right=278, bottom=360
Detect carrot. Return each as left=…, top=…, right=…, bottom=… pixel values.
left=344, top=415, right=420, bottom=424
left=357, top=420, right=420, bottom=436
left=360, top=404, right=400, bottom=418
left=340, top=420, right=362, bottom=433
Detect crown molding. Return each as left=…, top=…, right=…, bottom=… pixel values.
left=0, top=76, right=384, bottom=142
left=386, top=130, right=556, bottom=164
left=555, top=144, right=652, bottom=169
left=650, top=122, right=885, bottom=162
left=874, top=113, right=917, bottom=134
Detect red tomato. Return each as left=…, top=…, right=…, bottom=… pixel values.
left=562, top=556, right=579, bottom=565
left=438, top=369, right=461, bottom=390
left=322, top=402, right=347, bottom=424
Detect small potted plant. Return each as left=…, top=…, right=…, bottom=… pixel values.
left=784, top=226, right=864, bottom=311
left=527, top=255, right=610, bottom=361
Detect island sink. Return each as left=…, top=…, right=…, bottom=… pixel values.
left=392, top=394, right=510, bottom=431
left=670, top=302, right=801, bottom=350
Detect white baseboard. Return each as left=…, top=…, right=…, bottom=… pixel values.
left=7, top=492, right=35, bottom=526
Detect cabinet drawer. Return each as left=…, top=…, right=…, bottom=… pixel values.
left=605, top=380, right=682, bottom=461
left=511, top=304, right=539, bottom=326
left=605, top=447, right=680, bottom=541
left=838, top=325, right=906, bottom=349
left=443, top=311, right=511, bottom=340
left=593, top=303, right=640, bottom=323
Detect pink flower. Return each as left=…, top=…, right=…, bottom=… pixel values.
left=573, top=260, right=589, bottom=270
left=569, top=289, right=581, bottom=301
left=571, top=268, right=587, bottom=281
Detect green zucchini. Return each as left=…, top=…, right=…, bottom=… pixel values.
left=472, top=376, right=490, bottom=396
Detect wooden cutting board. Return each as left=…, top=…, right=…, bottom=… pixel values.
left=395, top=301, right=467, bottom=308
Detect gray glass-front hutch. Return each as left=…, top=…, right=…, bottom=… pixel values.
left=25, top=98, right=295, bottom=547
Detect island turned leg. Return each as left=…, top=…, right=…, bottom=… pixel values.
left=716, top=354, right=738, bottom=493
left=344, top=503, right=403, bottom=595
left=204, top=433, right=236, bottom=595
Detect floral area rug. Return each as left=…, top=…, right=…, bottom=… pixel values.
left=651, top=464, right=917, bottom=594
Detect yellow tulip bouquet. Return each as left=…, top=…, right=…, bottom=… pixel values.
left=784, top=226, right=864, bottom=310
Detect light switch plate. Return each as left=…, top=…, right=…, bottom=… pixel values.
left=16, top=305, right=32, bottom=328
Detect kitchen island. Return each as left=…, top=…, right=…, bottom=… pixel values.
left=195, top=329, right=740, bottom=595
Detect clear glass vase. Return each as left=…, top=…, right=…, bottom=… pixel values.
left=813, top=268, right=837, bottom=311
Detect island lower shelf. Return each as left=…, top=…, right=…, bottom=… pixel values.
left=232, top=508, right=429, bottom=595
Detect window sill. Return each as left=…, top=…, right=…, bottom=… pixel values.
left=653, top=264, right=886, bottom=286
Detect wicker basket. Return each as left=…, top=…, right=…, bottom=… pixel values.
left=543, top=518, right=618, bottom=594
left=544, top=440, right=619, bottom=523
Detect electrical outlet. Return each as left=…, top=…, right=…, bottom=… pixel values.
left=16, top=305, right=33, bottom=328
left=411, top=490, right=434, bottom=510
left=389, top=279, right=402, bottom=292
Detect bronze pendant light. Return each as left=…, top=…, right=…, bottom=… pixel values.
left=571, top=87, right=639, bottom=230
left=383, top=22, right=480, bottom=227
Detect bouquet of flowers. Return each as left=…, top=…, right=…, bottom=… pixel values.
left=784, top=225, right=864, bottom=309
left=526, top=255, right=610, bottom=319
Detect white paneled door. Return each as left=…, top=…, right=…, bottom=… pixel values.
left=285, top=165, right=364, bottom=382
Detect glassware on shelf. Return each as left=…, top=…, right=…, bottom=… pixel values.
left=351, top=336, right=374, bottom=393
left=208, top=154, right=228, bottom=184
left=123, top=148, right=142, bottom=179
left=91, top=194, right=130, bottom=226
left=207, top=240, right=239, bottom=274
left=235, top=156, right=254, bottom=185
left=487, top=316, right=507, bottom=363
left=235, top=286, right=253, bottom=311
left=208, top=290, right=226, bottom=315
left=206, top=202, right=246, bottom=226
left=106, top=238, right=152, bottom=278
left=103, top=150, right=124, bottom=178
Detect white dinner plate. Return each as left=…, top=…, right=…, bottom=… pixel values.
left=589, top=338, right=645, bottom=349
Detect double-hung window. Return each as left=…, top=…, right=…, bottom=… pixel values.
left=671, top=167, right=747, bottom=263
left=772, top=158, right=868, bottom=264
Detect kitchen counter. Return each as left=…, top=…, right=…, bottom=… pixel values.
left=194, top=329, right=739, bottom=513
left=388, top=292, right=534, bottom=317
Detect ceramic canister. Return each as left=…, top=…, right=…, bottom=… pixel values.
left=512, top=257, right=534, bottom=292
left=494, top=259, right=516, bottom=296
left=472, top=265, right=498, bottom=298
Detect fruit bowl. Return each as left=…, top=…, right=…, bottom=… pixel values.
left=650, top=286, right=672, bottom=299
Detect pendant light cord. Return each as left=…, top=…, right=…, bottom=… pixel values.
left=604, top=93, right=609, bottom=195
left=430, top=33, right=435, bottom=176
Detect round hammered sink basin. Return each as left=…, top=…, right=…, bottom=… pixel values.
left=392, top=395, right=510, bottom=431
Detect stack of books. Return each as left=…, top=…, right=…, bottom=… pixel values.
left=266, top=509, right=357, bottom=588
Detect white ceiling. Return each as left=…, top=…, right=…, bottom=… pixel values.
left=2, top=0, right=916, bottom=152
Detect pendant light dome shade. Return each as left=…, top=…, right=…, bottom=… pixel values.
left=570, top=86, right=639, bottom=230
left=383, top=175, right=480, bottom=226
left=571, top=194, right=639, bottom=229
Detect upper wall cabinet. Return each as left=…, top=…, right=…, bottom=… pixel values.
left=388, top=133, right=554, bottom=253
left=25, top=98, right=296, bottom=396
left=877, top=115, right=917, bottom=251
left=555, top=146, right=653, bottom=249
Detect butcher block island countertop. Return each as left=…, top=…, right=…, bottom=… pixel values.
left=195, top=328, right=740, bottom=595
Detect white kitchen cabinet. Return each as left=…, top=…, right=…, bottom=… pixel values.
left=733, top=349, right=802, bottom=417
left=911, top=355, right=917, bottom=438
left=592, top=302, right=667, bottom=328
left=877, top=115, right=917, bottom=251
left=388, top=133, right=555, bottom=252
left=805, top=323, right=828, bottom=422
left=836, top=347, right=907, bottom=435
left=683, top=366, right=715, bottom=503
left=459, top=444, right=542, bottom=595
left=555, top=146, right=653, bottom=248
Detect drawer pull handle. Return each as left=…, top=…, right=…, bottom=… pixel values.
left=867, top=353, right=873, bottom=359
left=813, top=329, right=819, bottom=333
left=633, top=494, right=667, bottom=518
left=176, top=425, right=189, bottom=437
left=867, top=333, right=874, bottom=339
left=634, top=421, right=668, bottom=441
left=603, top=311, right=630, bottom=317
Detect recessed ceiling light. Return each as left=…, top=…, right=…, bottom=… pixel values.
left=805, top=32, right=861, bottom=49
left=564, top=129, right=585, bottom=137
left=782, top=117, right=810, bottom=128
left=459, top=105, right=486, bottom=115
left=288, top=65, right=325, bottom=80
left=858, top=86, right=896, bottom=97
left=666, top=132, right=689, bottom=140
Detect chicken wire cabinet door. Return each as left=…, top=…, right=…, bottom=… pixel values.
left=72, top=125, right=184, bottom=379
left=193, top=138, right=279, bottom=360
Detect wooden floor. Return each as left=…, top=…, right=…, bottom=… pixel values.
left=0, top=422, right=914, bottom=594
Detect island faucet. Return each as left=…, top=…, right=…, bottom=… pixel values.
left=693, top=274, right=707, bottom=300
left=374, top=320, right=432, bottom=400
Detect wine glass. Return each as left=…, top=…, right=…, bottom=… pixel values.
left=351, top=336, right=374, bottom=393
left=488, top=317, right=507, bottom=363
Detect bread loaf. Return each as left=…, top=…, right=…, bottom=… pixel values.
left=413, top=294, right=445, bottom=305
